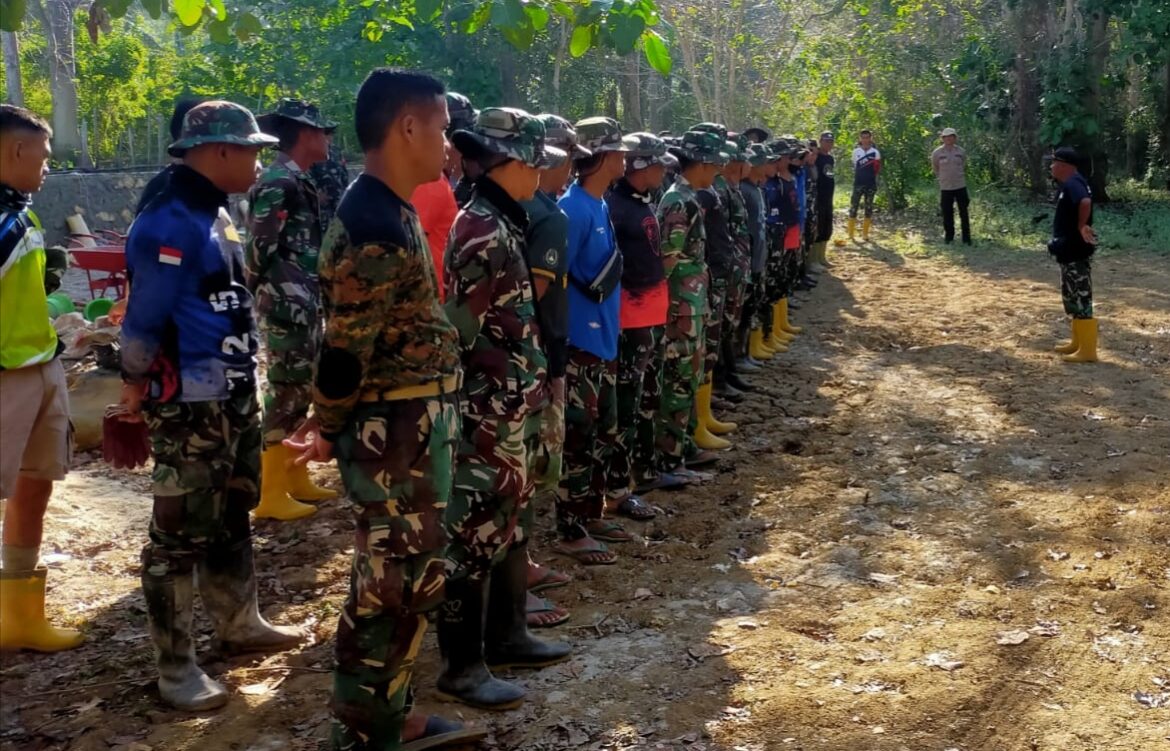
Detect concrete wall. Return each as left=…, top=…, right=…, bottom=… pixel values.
left=34, top=170, right=161, bottom=248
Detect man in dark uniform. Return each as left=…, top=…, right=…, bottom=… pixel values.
left=1048, top=147, right=1099, bottom=363
left=812, top=131, right=837, bottom=262
left=120, top=101, right=305, bottom=712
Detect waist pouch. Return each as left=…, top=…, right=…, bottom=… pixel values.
left=569, top=249, right=623, bottom=304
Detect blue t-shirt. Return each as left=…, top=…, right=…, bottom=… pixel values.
left=559, top=182, right=620, bottom=361
left=795, top=168, right=807, bottom=230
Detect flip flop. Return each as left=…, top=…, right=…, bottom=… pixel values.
left=402, top=715, right=487, bottom=751
left=634, top=471, right=689, bottom=493
left=585, top=518, right=635, bottom=543
left=528, top=563, right=572, bottom=593
left=526, top=592, right=570, bottom=628
left=609, top=493, right=657, bottom=521
left=554, top=536, right=617, bottom=566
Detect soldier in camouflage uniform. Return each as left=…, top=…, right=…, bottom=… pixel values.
left=715, top=135, right=755, bottom=395
left=308, top=141, right=349, bottom=234
left=739, top=143, right=772, bottom=364
left=654, top=131, right=726, bottom=473
left=118, top=102, right=304, bottom=712
left=247, top=98, right=338, bottom=521
left=284, top=71, right=483, bottom=750
left=447, top=93, right=481, bottom=207
left=441, top=107, right=572, bottom=710
left=1048, top=147, right=1099, bottom=363
left=688, top=123, right=737, bottom=450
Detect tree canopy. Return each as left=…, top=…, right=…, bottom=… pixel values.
left=2, top=0, right=1168, bottom=202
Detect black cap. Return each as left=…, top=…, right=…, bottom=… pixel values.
left=1052, top=147, right=1080, bottom=165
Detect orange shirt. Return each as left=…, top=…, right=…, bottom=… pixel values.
left=412, top=177, right=458, bottom=300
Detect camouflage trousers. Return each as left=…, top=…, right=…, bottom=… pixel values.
left=445, top=411, right=542, bottom=582
left=141, top=393, right=261, bottom=580
left=533, top=375, right=566, bottom=490
left=260, top=316, right=322, bottom=447
left=606, top=325, right=664, bottom=494
left=656, top=314, right=705, bottom=470
left=764, top=226, right=787, bottom=307
left=704, top=276, right=730, bottom=376
left=723, top=265, right=748, bottom=345
left=1059, top=260, right=1093, bottom=320
left=741, top=273, right=767, bottom=332
left=560, top=349, right=618, bottom=537
left=330, top=394, right=458, bottom=751
left=849, top=184, right=876, bottom=218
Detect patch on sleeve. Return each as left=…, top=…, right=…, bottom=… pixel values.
left=159, top=246, right=183, bottom=266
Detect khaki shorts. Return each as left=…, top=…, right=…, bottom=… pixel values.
left=0, top=359, right=72, bottom=498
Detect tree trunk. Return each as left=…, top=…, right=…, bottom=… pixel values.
left=1161, top=61, right=1170, bottom=191
left=498, top=44, right=519, bottom=107
left=1, top=31, right=23, bottom=106
left=1124, top=62, right=1142, bottom=180
left=31, top=0, right=88, bottom=166
left=1010, top=0, right=1046, bottom=193
left=1083, top=7, right=1111, bottom=201
left=551, top=18, right=568, bottom=111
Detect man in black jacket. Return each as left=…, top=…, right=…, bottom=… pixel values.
left=1048, top=147, right=1099, bottom=363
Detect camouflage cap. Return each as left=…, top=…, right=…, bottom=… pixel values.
left=446, top=92, right=477, bottom=134
left=574, top=116, right=635, bottom=157
left=690, top=122, right=729, bottom=142
left=168, top=100, right=278, bottom=157
left=669, top=130, right=729, bottom=165
left=538, top=114, right=592, bottom=160
left=257, top=98, right=337, bottom=132
left=746, top=143, right=770, bottom=166
left=624, top=131, right=670, bottom=171
left=451, top=106, right=566, bottom=169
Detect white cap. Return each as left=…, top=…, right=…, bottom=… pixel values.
left=940, top=127, right=958, bottom=137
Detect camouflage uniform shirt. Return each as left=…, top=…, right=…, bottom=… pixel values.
left=312, top=174, right=461, bottom=438
left=444, top=178, right=549, bottom=417
left=245, top=151, right=322, bottom=328
left=655, top=175, right=709, bottom=319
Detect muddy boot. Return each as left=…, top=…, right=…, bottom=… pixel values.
left=436, top=575, right=524, bottom=711
left=485, top=545, right=572, bottom=671
left=142, top=564, right=228, bottom=712
left=198, top=541, right=305, bottom=656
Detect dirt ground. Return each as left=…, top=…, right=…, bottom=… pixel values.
left=2, top=227, right=1168, bottom=751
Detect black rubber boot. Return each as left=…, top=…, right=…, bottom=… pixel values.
left=142, top=562, right=228, bottom=711
left=436, top=575, right=525, bottom=710
left=485, top=545, right=572, bottom=670
left=198, top=541, right=304, bottom=657
left=722, top=337, right=755, bottom=392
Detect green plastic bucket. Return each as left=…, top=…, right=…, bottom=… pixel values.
left=46, top=292, right=74, bottom=318
left=84, top=297, right=114, bottom=322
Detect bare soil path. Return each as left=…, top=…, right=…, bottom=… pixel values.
left=3, top=231, right=1167, bottom=751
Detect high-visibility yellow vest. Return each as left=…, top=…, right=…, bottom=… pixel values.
left=0, top=210, right=58, bottom=370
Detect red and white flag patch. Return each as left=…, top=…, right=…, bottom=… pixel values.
left=159, top=246, right=183, bottom=266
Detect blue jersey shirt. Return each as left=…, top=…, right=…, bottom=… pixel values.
left=795, top=168, right=807, bottom=230
left=559, top=182, right=620, bottom=361
left=121, top=165, right=258, bottom=402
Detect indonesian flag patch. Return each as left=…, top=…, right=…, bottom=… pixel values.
left=159, top=246, right=183, bottom=266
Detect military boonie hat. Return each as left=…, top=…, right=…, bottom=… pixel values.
left=744, top=126, right=771, bottom=143
left=446, top=92, right=477, bottom=134
left=451, top=107, right=567, bottom=169
left=168, top=100, right=279, bottom=157
left=538, top=114, right=592, bottom=160
left=624, top=132, right=669, bottom=171
left=257, top=98, right=337, bottom=133
left=724, top=139, right=750, bottom=163
left=574, top=117, right=635, bottom=157
left=690, top=122, right=729, bottom=142
left=746, top=143, right=770, bottom=166
left=669, top=130, right=728, bottom=165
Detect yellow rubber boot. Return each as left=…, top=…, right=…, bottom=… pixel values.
left=749, top=329, right=776, bottom=359
left=0, top=568, right=84, bottom=652
left=818, top=241, right=834, bottom=268
left=253, top=446, right=317, bottom=521
left=862, top=218, right=872, bottom=241
left=692, top=384, right=731, bottom=450
left=1062, top=319, right=1098, bottom=363
left=700, top=383, right=737, bottom=436
left=764, top=327, right=791, bottom=352
left=778, top=299, right=803, bottom=335
left=1054, top=321, right=1079, bottom=354
left=288, top=459, right=338, bottom=502
left=847, top=218, right=856, bottom=241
